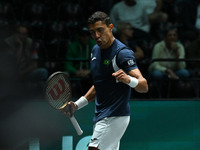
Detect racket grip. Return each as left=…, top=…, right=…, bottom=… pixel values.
left=70, top=115, right=83, bottom=135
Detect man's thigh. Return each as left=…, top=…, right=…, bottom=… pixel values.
left=88, top=116, right=130, bottom=150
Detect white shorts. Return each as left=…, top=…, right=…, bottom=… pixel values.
left=88, top=116, right=130, bottom=150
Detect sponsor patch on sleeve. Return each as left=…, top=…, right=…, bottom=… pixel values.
left=127, top=59, right=135, bottom=66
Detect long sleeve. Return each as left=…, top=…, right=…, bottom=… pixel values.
left=149, top=41, right=187, bottom=72
left=149, top=42, right=168, bottom=72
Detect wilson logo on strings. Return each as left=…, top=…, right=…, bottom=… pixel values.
left=48, top=79, right=65, bottom=100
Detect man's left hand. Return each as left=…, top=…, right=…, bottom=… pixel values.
left=112, top=69, right=130, bottom=84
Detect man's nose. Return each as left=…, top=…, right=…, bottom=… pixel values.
left=95, top=32, right=100, bottom=39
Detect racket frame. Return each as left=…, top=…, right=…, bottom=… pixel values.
left=45, top=71, right=83, bottom=135
left=45, top=71, right=72, bottom=110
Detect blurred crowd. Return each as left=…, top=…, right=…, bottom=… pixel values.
left=0, top=0, right=200, bottom=99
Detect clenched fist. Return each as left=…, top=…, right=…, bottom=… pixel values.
left=112, top=69, right=130, bottom=84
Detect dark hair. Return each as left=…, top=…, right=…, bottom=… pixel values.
left=88, top=11, right=111, bottom=26
left=163, top=26, right=178, bottom=37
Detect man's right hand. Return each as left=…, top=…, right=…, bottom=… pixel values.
left=171, top=42, right=179, bottom=58
left=166, top=69, right=179, bottom=79
left=61, top=101, right=78, bottom=117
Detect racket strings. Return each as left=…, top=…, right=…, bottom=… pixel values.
left=46, top=74, right=71, bottom=109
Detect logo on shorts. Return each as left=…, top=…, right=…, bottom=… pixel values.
left=91, top=138, right=98, bottom=141
left=127, top=59, right=134, bottom=66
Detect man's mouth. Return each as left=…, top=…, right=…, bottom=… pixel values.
left=97, top=40, right=102, bottom=45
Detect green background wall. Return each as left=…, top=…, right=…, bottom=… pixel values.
left=0, top=100, right=199, bottom=150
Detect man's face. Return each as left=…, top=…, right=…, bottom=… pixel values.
left=17, top=27, right=28, bottom=42
left=89, top=21, right=114, bottom=49
left=165, top=30, right=178, bottom=43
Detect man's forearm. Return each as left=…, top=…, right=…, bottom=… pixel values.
left=84, top=85, right=96, bottom=102
left=134, top=77, right=148, bottom=93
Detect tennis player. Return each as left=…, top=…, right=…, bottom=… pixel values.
left=63, top=11, right=148, bottom=150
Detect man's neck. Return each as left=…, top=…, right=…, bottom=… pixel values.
left=101, top=36, right=115, bottom=50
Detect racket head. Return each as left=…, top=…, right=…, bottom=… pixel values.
left=45, top=71, right=72, bottom=110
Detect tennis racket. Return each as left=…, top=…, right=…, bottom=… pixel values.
left=45, top=71, right=83, bottom=135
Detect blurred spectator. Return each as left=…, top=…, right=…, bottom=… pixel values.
left=159, top=0, right=178, bottom=24
left=187, top=32, right=200, bottom=77
left=110, top=0, right=150, bottom=45
left=4, top=24, right=48, bottom=93
left=110, top=0, right=150, bottom=33
left=144, top=0, right=168, bottom=24
left=195, top=1, right=200, bottom=31
left=110, top=0, right=167, bottom=40
left=150, top=0, right=177, bottom=40
left=64, top=27, right=96, bottom=77
left=57, top=0, right=83, bottom=26
left=149, top=0, right=178, bottom=24
left=116, top=22, right=144, bottom=61
left=176, top=0, right=200, bottom=44
left=64, top=26, right=96, bottom=96
left=110, top=0, right=169, bottom=60
left=149, top=27, right=190, bottom=97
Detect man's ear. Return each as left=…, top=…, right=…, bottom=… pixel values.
left=109, top=24, right=114, bottom=31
